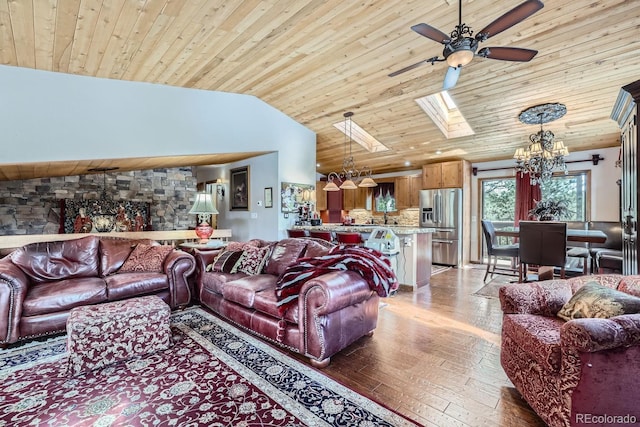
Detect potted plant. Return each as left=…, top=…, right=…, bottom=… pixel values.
left=528, top=199, right=570, bottom=221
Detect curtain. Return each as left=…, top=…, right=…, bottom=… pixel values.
left=514, top=173, right=541, bottom=226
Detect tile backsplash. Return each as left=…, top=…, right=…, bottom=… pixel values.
left=348, top=208, right=419, bottom=226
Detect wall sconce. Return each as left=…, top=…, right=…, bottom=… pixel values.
left=216, top=179, right=225, bottom=199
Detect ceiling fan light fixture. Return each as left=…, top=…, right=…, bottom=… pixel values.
left=445, top=48, right=474, bottom=68
left=389, top=0, right=544, bottom=87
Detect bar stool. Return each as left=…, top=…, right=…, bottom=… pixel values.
left=309, top=230, right=333, bottom=242
left=287, top=229, right=308, bottom=238
left=335, top=232, right=363, bottom=246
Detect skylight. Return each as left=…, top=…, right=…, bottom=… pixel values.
left=333, top=118, right=390, bottom=153
left=415, top=91, right=474, bottom=139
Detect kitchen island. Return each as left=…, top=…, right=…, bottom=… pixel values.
left=293, top=224, right=434, bottom=292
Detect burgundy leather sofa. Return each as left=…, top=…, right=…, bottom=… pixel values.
left=194, top=237, right=380, bottom=367
left=500, top=274, right=640, bottom=427
left=0, top=235, right=195, bottom=346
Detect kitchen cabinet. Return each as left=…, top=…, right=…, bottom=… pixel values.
left=422, top=160, right=469, bottom=189
left=326, top=188, right=343, bottom=211
left=343, top=186, right=370, bottom=211
left=395, top=175, right=422, bottom=209
left=315, top=181, right=327, bottom=211
left=611, top=79, right=640, bottom=274
left=421, top=160, right=471, bottom=265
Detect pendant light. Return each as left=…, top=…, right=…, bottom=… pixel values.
left=323, top=112, right=377, bottom=191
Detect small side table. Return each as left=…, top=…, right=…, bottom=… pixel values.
left=179, top=241, right=227, bottom=252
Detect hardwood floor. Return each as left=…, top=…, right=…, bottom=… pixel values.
left=321, top=265, right=547, bottom=427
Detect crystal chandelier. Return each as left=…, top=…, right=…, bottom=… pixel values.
left=323, top=112, right=378, bottom=191
left=514, top=103, right=569, bottom=186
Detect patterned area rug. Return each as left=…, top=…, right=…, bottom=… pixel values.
left=0, top=307, right=420, bottom=426
left=472, top=278, right=518, bottom=299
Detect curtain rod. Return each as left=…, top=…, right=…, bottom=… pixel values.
left=472, top=154, right=604, bottom=176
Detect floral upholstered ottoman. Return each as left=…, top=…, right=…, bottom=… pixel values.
left=66, top=296, right=171, bottom=376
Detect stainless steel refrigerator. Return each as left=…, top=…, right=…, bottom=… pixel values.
left=419, top=188, right=463, bottom=266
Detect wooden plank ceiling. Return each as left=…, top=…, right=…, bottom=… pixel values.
left=0, top=0, right=637, bottom=181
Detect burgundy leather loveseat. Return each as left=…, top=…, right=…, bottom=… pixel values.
left=0, top=235, right=195, bottom=346
left=194, top=237, right=383, bottom=367
left=500, top=274, right=640, bottom=427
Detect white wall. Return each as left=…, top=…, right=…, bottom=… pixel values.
left=0, top=65, right=317, bottom=242
left=469, top=146, right=621, bottom=262
left=0, top=65, right=315, bottom=165
left=197, top=153, right=280, bottom=242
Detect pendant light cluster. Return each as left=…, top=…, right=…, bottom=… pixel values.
left=513, top=103, right=569, bottom=186
left=323, top=112, right=378, bottom=191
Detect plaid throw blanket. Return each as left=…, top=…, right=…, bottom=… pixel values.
left=275, top=245, right=398, bottom=315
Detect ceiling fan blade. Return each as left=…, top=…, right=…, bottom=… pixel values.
left=388, top=56, right=438, bottom=77
left=478, top=47, right=538, bottom=61
left=411, top=23, right=451, bottom=44
left=477, top=0, right=544, bottom=40
left=443, top=66, right=461, bottom=90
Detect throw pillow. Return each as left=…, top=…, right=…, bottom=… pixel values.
left=226, top=240, right=261, bottom=252
left=264, top=238, right=307, bottom=276
left=302, top=239, right=336, bottom=258
left=231, top=246, right=271, bottom=275
left=119, top=244, right=174, bottom=273
left=99, top=238, right=155, bottom=276
left=207, top=250, right=243, bottom=273
left=557, top=281, right=640, bottom=321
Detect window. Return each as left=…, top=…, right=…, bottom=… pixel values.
left=374, top=182, right=396, bottom=212
left=539, top=173, right=588, bottom=221
left=479, top=171, right=589, bottom=261
left=481, top=171, right=589, bottom=223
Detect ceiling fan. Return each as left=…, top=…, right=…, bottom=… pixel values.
left=389, top=0, right=544, bottom=90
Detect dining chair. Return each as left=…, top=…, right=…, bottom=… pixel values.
left=480, top=220, right=519, bottom=283
left=587, top=221, right=623, bottom=273
left=565, top=221, right=589, bottom=275
left=518, top=221, right=568, bottom=282
left=309, top=230, right=333, bottom=242
left=335, top=232, right=363, bottom=246
left=287, top=229, right=308, bottom=238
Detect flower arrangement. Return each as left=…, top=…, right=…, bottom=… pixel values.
left=528, top=199, right=570, bottom=221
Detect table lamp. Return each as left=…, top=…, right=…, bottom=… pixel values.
left=189, top=192, right=218, bottom=242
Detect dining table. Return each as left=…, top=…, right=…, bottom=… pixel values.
left=494, top=227, right=607, bottom=244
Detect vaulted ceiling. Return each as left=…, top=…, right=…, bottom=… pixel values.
left=0, top=0, right=637, bottom=180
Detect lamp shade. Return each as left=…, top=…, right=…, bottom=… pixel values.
left=339, top=179, right=358, bottom=190
left=446, top=49, right=474, bottom=68
left=513, top=148, right=526, bottom=160
left=323, top=181, right=340, bottom=191
left=358, top=177, right=378, bottom=187
left=189, top=192, right=218, bottom=215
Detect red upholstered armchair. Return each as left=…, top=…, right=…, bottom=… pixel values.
left=499, top=274, right=640, bottom=427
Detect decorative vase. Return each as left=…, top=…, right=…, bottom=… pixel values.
left=195, top=222, right=214, bottom=242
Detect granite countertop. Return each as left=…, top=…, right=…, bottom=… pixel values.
left=293, top=224, right=435, bottom=234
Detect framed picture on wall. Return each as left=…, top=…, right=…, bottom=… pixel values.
left=264, top=187, right=273, bottom=208
left=230, top=166, right=249, bottom=211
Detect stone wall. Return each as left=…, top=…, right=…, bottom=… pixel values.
left=0, top=167, right=198, bottom=235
